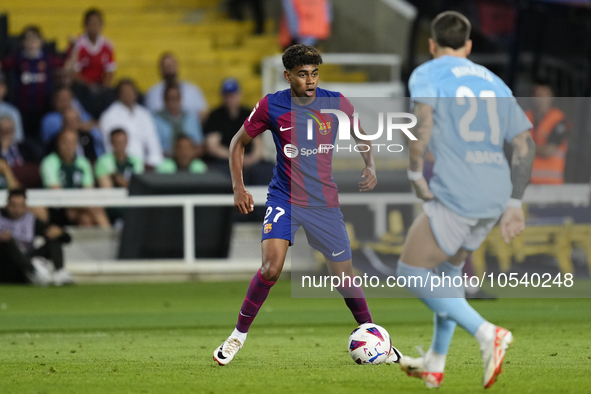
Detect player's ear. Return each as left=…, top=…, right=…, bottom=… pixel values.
left=428, top=38, right=437, bottom=57
left=283, top=70, right=291, bottom=84
left=464, top=39, right=473, bottom=56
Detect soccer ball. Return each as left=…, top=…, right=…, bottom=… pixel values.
left=348, top=323, right=391, bottom=365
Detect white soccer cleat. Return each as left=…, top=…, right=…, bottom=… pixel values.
left=54, top=269, right=75, bottom=287
left=399, top=355, right=444, bottom=388
left=213, top=337, right=243, bottom=366
left=482, top=326, right=513, bottom=388
left=385, top=345, right=403, bottom=364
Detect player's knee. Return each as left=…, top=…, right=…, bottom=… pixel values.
left=260, top=261, right=282, bottom=281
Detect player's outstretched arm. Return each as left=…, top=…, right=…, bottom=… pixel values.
left=499, top=131, right=536, bottom=243
left=407, top=102, right=434, bottom=201
left=229, top=126, right=255, bottom=214
left=352, top=124, right=377, bottom=192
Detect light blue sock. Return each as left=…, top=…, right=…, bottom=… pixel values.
left=396, top=260, right=486, bottom=336
left=430, top=261, right=463, bottom=355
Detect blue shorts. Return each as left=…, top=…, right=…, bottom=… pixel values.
left=261, top=197, right=352, bottom=262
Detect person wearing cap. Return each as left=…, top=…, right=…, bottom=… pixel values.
left=152, top=83, right=204, bottom=157
left=203, top=78, right=273, bottom=185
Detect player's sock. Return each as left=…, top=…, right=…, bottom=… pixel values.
left=230, top=328, right=247, bottom=343
left=474, top=321, right=496, bottom=349
left=431, top=261, right=461, bottom=356
left=235, top=269, right=276, bottom=334
left=336, top=285, right=373, bottom=325
left=424, top=348, right=447, bottom=373
left=396, top=261, right=485, bottom=336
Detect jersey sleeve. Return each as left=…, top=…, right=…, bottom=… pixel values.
left=338, top=94, right=358, bottom=130
left=504, top=97, right=533, bottom=142
left=408, top=64, right=437, bottom=107
left=243, top=96, right=270, bottom=138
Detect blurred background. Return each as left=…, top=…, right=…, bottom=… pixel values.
left=0, top=0, right=590, bottom=289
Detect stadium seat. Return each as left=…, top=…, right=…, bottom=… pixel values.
left=364, top=210, right=405, bottom=256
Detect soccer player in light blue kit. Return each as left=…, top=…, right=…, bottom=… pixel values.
left=396, top=11, right=535, bottom=388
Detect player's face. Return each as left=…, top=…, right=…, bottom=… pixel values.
left=0, top=82, right=6, bottom=100
left=6, top=195, right=27, bottom=220
left=285, top=65, right=319, bottom=98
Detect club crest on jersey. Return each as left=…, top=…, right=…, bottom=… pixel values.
left=264, top=223, right=272, bottom=234
left=306, top=110, right=332, bottom=135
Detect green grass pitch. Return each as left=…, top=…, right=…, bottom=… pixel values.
left=0, top=281, right=590, bottom=394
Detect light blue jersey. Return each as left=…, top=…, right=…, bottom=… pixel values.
left=409, top=55, right=532, bottom=218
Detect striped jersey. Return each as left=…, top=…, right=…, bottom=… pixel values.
left=244, top=88, right=355, bottom=208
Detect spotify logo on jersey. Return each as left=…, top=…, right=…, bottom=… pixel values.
left=283, top=144, right=299, bottom=158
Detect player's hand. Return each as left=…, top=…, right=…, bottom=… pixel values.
left=359, top=167, right=377, bottom=192
left=234, top=188, right=254, bottom=214
left=411, top=177, right=434, bottom=201
left=499, top=206, right=525, bottom=244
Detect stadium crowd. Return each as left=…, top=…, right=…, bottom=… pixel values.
left=0, top=8, right=274, bottom=229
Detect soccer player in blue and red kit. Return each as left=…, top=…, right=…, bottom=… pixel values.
left=213, top=45, right=401, bottom=365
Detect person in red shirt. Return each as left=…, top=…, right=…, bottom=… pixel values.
left=68, top=9, right=116, bottom=118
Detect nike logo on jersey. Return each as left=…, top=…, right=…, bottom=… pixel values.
left=332, top=250, right=346, bottom=257
left=279, top=126, right=293, bottom=132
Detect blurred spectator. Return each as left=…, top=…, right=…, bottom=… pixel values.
left=279, top=0, right=332, bottom=49
left=0, top=158, right=20, bottom=190
left=204, top=78, right=273, bottom=185
left=0, top=26, right=63, bottom=143
left=156, top=135, right=207, bottom=174
left=57, top=108, right=103, bottom=163
left=41, top=86, right=104, bottom=157
left=153, top=84, right=204, bottom=157
left=40, top=129, right=110, bottom=228
left=0, top=115, right=24, bottom=168
left=0, top=189, right=73, bottom=286
left=526, top=81, right=570, bottom=184
left=100, top=79, right=163, bottom=167
left=68, top=9, right=116, bottom=118
left=95, top=128, right=144, bottom=188
left=145, top=53, right=208, bottom=120
left=228, top=0, right=265, bottom=35
left=0, top=72, right=24, bottom=143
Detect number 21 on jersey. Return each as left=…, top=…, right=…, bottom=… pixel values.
left=456, top=86, right=501, bottom=145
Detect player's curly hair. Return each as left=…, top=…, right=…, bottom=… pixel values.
left=282, top=44, right=323, bottom=71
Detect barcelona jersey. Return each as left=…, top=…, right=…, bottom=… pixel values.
left=244, top=88, right=355, bottom=208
